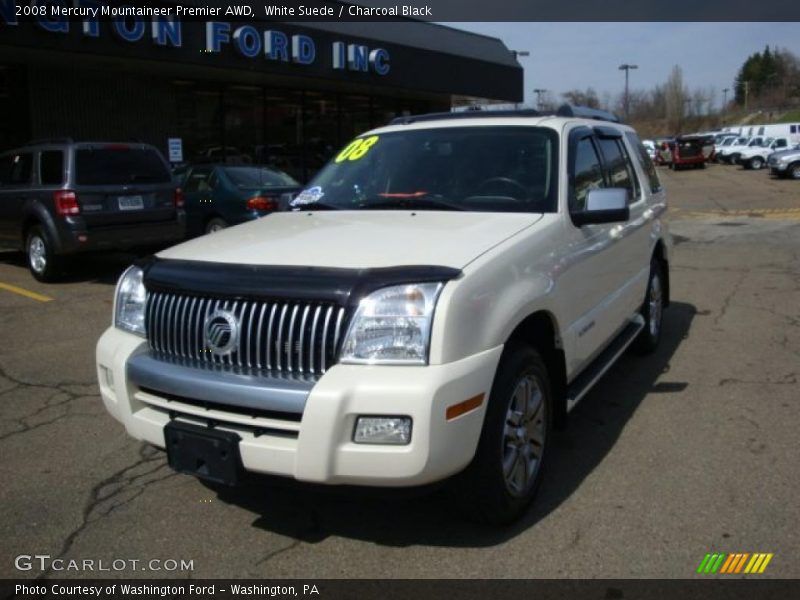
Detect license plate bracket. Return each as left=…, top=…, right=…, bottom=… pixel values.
left=164, top=421, right=242, bottom=486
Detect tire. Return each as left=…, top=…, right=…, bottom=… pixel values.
left=790, top=163, right=800, bottom=180
left=699, top=162, right=706, bottom=169
left=452, top=345, right=552, bottom=525
left=729, top=153, right=740, bottom=165
left=632, top=259, right=665, bottom=355
left=205, top=217, right=228, bottom=234
left=749, top=157, right=764, bottom=170
left=26, top=225, right=62, bottom=283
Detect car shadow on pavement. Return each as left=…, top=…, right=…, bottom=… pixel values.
left=210, top=301, right=696, bottom=548
left=0, top=250, right=140, bottom=286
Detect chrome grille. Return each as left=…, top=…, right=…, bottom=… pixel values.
left=145, top=292, right=347, bottom=376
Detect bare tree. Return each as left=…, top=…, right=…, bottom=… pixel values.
left=665, top=65, right=689, bottom=131
left=561, top=87, right=600, bottom=108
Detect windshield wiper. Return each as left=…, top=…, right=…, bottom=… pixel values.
left=357, top=195, right=465, bottom=211
left=289, top=200, right=341, bottom=211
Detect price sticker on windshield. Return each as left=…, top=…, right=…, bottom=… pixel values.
left=335, top=136, right=379, bottom=163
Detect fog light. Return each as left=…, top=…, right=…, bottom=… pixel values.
left=354, top=416, right=412, bottom=445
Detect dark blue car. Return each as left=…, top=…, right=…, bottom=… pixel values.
left=177, top=164, right=301, bottom=236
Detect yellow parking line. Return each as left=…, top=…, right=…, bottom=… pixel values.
left=0, top=282, right=53, bottom=303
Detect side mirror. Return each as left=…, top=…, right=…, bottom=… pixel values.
left=572, top=188, right=630, bottom=226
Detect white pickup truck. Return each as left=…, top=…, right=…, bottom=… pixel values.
left=738, top=137, right=793, bottom=170
left=718, top=136, right=772, bottom=164
left=96, top=106, right=672, bottom=524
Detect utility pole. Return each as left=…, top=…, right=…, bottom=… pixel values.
left=618, top=63, right=638, bottom=121
left=533, top=88, right=547, bottom=110
left=722, top=88, right=729, bottom=112
left=510, top=50, right=530, bottom=109
left=744, top=81, right=750, bottom=111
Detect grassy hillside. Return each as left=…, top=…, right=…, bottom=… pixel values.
left=629, top=106, right=800, bottom=138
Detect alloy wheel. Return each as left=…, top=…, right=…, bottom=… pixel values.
left=502, top=374, right=546, bottom=498
left=28, top=235, right=47, bottom=274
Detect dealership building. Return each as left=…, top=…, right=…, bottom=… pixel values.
left=0, top=3, right=522, bottom=181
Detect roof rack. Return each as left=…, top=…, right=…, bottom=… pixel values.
left=554, top=105, right=621, bottom=123
left=390, top=109, right=541, bottom=125
left=389, top=104, right=621, bottom=126
left=23, top=137, right=74, bottom=146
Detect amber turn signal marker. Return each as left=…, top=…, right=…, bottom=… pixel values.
left=446, top=393, right=485, bottom=421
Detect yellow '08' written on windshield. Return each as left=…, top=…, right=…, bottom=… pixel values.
left=335, top=136, right=380, bottom=162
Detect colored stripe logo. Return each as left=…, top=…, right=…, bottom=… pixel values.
left=696, top=553, right=774, bottom=574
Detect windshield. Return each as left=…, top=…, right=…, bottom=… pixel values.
left=223, top=166, right=298, bottom=188
left=297, top=126, right=559, bottom=213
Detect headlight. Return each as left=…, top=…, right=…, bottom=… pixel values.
left=340, top=283, right=443, bottom=365
left=114, top=265, right=146, bottom=336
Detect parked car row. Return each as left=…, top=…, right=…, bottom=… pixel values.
left=0, top=139, right=301, bottom=281
left=643, top=123, right=800, bottom=180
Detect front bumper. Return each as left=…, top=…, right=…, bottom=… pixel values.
left=96, top=327, right=502, bottom=487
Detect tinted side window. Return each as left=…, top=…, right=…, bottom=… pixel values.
left=572, top=137, right=605, bottom=213
left=8, top=153, right=33, bottom=186
left=184, top=167, right=213, bottom=193
left=625, top=132, right=662, bottom=194
left=775, top=139, right=787, bottom=148
left=40, top=151, right=64, bottom=185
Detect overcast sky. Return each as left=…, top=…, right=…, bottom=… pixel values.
left=446, top=23, right=799, bottom=108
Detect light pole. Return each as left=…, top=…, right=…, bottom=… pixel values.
left=510, top=50, right=530, bottom=109
left=533, top=88, right=547, bottom=110
left=618, top=63, right=638, bottom=120
left=722, top=87, right=729, bottom=111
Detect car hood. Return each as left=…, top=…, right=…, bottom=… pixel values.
left=159, top=210, right=544, bottom=269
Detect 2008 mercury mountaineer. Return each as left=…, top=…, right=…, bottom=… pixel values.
left=96, top=106, right=671, bottom=524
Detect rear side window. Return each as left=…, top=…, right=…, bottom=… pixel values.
left=75, top=147, right=170, bottom=185
left=0, top=155, right=12, bottom=185
left=40, top=151, right=64, bottom=185
left=3, top=153, right=34, bottom=186
left=625, top=132, right=662, bottom=194
left=572, top=137, right=605, bottom=212
left=184, top=167, right=213, bottom=193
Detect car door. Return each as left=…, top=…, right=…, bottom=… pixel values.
left=595, top=131, right=652, bottom=320
left=558, top=127, right=639, bottom=375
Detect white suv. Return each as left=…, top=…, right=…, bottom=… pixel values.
left=96, top=106, right=671, bottom=524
